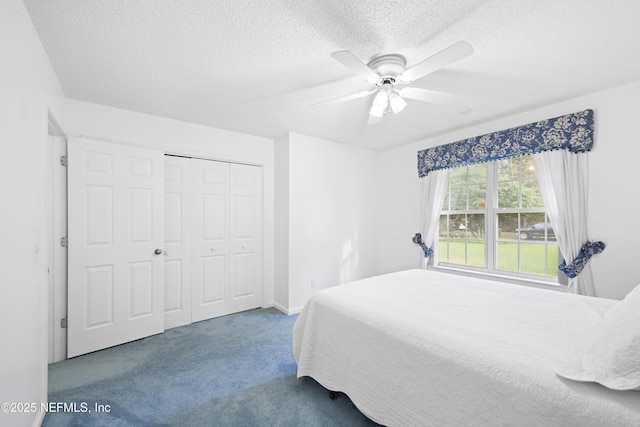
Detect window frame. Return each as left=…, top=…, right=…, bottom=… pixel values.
left=430, top=156, right=563, bottom=287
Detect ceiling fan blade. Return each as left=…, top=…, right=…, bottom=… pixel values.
left=399, top=87, right=459, bottom=105
left=399, top=41, right=473, bottom=83
left=310, top=89, right=377, bottom=107
left=330, top=51, right=381, bottom=83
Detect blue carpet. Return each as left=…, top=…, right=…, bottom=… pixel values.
left=43, top=308, right=381, bottom=426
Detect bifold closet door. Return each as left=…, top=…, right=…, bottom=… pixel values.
left=191, top=159, right=263, bottom=322
left=164, top=156, right=192, bottom=329
left=67, top=138, right=165, bottom=358
left=228, top=163, right=263, bottom=314
left=191, top=159, right=230, bottom=321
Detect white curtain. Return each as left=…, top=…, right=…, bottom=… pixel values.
left=533, top=150, right=595, bottom=296
left=418, top=169, right=450, bottom=262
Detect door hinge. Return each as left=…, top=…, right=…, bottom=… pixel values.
left=60, top=236, right=68, bottom=248
left=60, top=155, right=67, bottom=167
left=60, top=317, right=67, bottom=329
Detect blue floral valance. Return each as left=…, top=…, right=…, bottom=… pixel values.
left=417, top=109, right=594, bottom=177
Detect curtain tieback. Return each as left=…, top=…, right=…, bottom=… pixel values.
left=412, top=233, right=433, bottom=258
left=559, top=240, right=605, bottom=278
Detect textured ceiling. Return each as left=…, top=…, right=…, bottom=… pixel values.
left=23, top=0, right=640, bottom=150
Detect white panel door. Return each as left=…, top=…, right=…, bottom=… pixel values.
left=164, top=156, right=192, bottom=329
left=67, top=138, right=164, bottom=358
left=229, top=163, right=263, bottom=313
left=191, top=159, right=230, bottom=322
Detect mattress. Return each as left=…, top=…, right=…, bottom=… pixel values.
left=292, top=269, right=640, bottom=427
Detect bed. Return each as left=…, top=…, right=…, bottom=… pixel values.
left=292, top=269, right=640, bottom=427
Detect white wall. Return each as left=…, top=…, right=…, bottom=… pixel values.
left=277, top=133, right=379, bottom=312
left=377, top=79, right=640, bottom=300
left=51, top=98, right=276, bottom=306
left=273, top=134, right=290, bottom=311
left=0, top=1, right=65, bottom=426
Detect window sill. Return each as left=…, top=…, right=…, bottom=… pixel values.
left=426, top=265, right=567, bottom=293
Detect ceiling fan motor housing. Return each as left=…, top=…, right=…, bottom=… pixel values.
left=367, top=54, right=407, bottom=81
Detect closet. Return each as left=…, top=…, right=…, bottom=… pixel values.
left=164, top=155, right=263, bottom=329
left=66, top=138, right=262, bottom=357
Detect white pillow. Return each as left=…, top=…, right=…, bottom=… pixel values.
left=554, top=284, right=640, bottom=391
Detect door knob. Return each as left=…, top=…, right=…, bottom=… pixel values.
left=154, top=248, right=163, bottom=255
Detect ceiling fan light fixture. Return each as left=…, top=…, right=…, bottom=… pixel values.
left=388, top=92, right=407, bottom=114
left=370, top=90, right=389, bottom=117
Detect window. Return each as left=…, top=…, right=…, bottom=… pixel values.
left=436, top=154, right=558, bottom=282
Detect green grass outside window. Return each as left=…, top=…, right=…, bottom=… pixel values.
left=440, top=240, right=558, bottom=276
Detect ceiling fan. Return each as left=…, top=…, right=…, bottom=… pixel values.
left=320, top=41, right=473, bottom=124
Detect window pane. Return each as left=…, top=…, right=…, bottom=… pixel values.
left=441, top=188, right=450, bottom=210
left=467, top=162, right=486, bottom=185
left=439, top=239, right=450, bottom=263
left=438, top=213, right=485, bottom=268
left=467, top=214, right=485, bottom=267
left=495, top=212, right=557, bottom=276
left=497, top=242, right=519, bottom=272
left=546, top=244, right=559, bottom=275
left=497, top=157, right=519, bottom=181
left=520, top=155, right=543, bottom=209
left=450, top=185, right=467, bottom=210
left=497, top=155, right=544, bottom=209
left=467, top=241, right=485, bottom=267
left=521, top=179, right=543, bottom=208
left=441, top=214, right=451, bottom=234
left=449, top=166, right=467, bottom=186
left=466, top=213, right=484, bottom=239
left=446, top=240, right=465, bottom=264
left=518, top=213, right=547, bottom=240
left=497, top=213, right=519, bottom=241
left=520, top=243, right=552, bottom=275
left=439, top=215, right=450, bottom=263
left=438, top=215, right=449, bottom=262
left=520, top=155, right=537, bottom=180
left=450, top=213, right=467, bottom=236
left=469, top=184, right=486, bottom=210
left=439, top=215, right=449, bottom=238
left=497, top=157, right=518, bottom=208
left=497, top=180, right=520, bottom=208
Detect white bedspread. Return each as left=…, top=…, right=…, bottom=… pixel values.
left=292, top=269, right=640, bottom=427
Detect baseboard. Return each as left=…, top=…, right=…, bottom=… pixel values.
left=268, top=302, right=303, bottom=315
left=287, top=306, right=304, bottom=315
